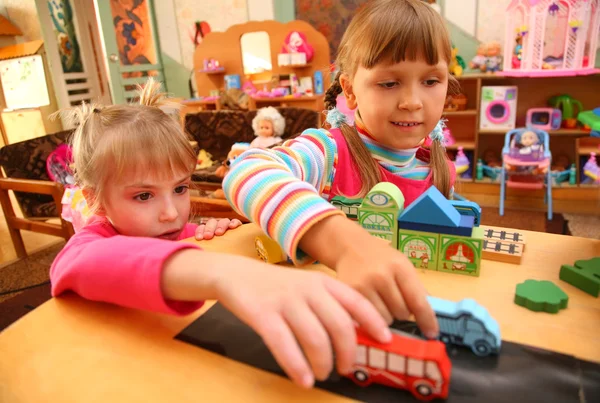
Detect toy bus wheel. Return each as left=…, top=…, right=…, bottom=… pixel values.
left=414, top=383, right=433, bottom=399
left=352, top=370, right=371, bottom=386
left=472, top=340, right=492, bottom=356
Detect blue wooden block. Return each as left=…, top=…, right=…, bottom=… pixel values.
left=426, top=296, right=501, bottom=356
left=450, top=200, right=482, bottom=226
left=399, top=186, right=461, bottom=227
left=399, top=215, right=474, bottom=236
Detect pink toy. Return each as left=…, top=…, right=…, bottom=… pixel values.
left=502, top=0, right=600, bottom=77
left=281, top=31, right=314, bottom=62
left=526, top=108, right=562, bottom=130
left=454, top=147, right=470, bottom=176
left=582, top=152, right=600, bottom=184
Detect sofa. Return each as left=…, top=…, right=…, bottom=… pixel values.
left=185, top=107, right=320, bottom=185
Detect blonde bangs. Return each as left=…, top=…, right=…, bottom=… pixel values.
left=96, top=107, right=196, bottom=185
left=339, top=0, right=452, bottom=74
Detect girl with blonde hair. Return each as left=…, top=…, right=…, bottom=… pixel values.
left=224, top=0, right=461, bottom=337
left=50, top=78, right=391, bottom=389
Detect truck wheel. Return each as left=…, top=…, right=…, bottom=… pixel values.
left=472, top=340, right=492, bottom=356
left=413, top=382, right=434, bottom=400
left=352, top=370, right=371, bottom=387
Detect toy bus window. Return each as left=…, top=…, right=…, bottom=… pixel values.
left=425, top=361, right=442, bottom=382
left=356, top=345, right=367, bottom=365
left=368, top=348, right=386, bottom=369
left=407, top=358, right=425, bottom=377
left=466, top=319, right=484, bottom=333
left=349, top=207, right=358, bottom=216
left=388, top=353, right=406, bottom=374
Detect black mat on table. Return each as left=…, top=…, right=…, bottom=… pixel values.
left=176, top=303, right=599, bottom=402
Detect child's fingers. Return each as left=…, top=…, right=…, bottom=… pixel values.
left=378, top=276, right=410, bottom=321
left=229, top=219, right=242, bottom=228
left=284, top=303, right=333, bottom=382
left=308, top=292, right=358, bottom=375
left=202, top=219, right=219, bottom=239
left=213, top=219, right=231, bottom=236
left=258, top=314, right=314, bottom=388
left=395, top=271, right=439, bottom=339
left=324, top=277, right=392, bottom=344
left=194, top=224, right=205, bottom=240
left=365, top=289, right=394, bottom=325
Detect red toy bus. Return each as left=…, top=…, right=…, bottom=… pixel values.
left=345, top=327, right=452, bottom=401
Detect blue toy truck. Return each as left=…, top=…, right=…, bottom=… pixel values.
left=427, top=296, right=501, bottom=357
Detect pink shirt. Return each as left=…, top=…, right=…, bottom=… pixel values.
left=328, top=128, right=457, bottom=207
left=50, top=216, right=204, bottom=315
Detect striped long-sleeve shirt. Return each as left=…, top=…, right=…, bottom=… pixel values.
left=223, top=126, right=435, bottom=265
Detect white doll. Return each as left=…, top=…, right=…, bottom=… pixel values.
left=250, top=107, right=285, bottom=149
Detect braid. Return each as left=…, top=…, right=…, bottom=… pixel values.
left=324, top=71, right=343, bottom=110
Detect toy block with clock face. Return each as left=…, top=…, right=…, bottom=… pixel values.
left=358, top=183, right=405, bottom=248
left=397, top=229, right=440, bottom=270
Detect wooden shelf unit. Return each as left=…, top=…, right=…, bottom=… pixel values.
left=448, top=73, right=600, bottom=214
left=191, top=20, right=331, bottom=115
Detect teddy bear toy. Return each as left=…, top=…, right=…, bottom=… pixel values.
left=211, top=142, right=250, bottom=199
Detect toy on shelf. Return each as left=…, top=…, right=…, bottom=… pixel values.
left=443, top=93, right=467, bottom=112
left=426, top=296, right=501, bottom=356
left=469, top=43, right=487, bottom=71
left=484, top=41, right=502, bottom=73
left=358, top=184, right=484, bottom=277
left=559, top=257, right=600, bottom=297
left=449, top=44, right=465, bottom=76
left=548, top=94, right=583, bottom=129
left=453, top=147, right=471, bottom=179
left=515, top=280, right=569, bottom=313
left=211, top=143, right=250, bottom=199
left=200, top=58, right=224, bottom=73
left=581, top=152, right=600, bottom=185
left=503, top=0, right=600, bottom=77
left=499, top=128, right=553, bottom=220
left=577, top=107, right=600, bottom=137
left=475, top=150, right=503, bottom=183
left=550, top=155, right=576, bottom=186
left=279, top=30, right=314, bottom=65
left=195, top=149, right=215, bottom=170
left=480, top=226, right=526, bottom=264
left=346, top=326, right=451, bottom=401
left=526, top=108, right=562, bottom=131
left=250, top=107, right=285, bottom=149
left=479, top=86, right=518, bottom=131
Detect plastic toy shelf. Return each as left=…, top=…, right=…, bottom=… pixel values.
left=198, top=68, right=226, bottom=75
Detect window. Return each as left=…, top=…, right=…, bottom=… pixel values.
left=356, top=345, right=367, bottom=365
left=407, top=358, right=424, bottom=377
left=466, top=319, right=484, bottom=333
left=388, top=353, right=406, bottom=373
left=369, top=348, right=386, bottom=369
left=426, top=361, right=442, bottom=382
left=349, top=207, right=358, bottom=216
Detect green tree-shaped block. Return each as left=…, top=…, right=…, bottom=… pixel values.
left=514, top=280, right=568, bottom=313
left=559, top=257, right=600, bottom=297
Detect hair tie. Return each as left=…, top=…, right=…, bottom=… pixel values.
left=325, top=107, right=347, bottom=129
left=429, top=120, right=446, bottom=143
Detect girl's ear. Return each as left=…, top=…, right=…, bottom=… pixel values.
left=339, top=73, right=357, bottom=110
left=82, top=188, right=106, bottom=216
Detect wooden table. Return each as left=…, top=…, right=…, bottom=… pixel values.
left=1, top=224, right=599, bottom=402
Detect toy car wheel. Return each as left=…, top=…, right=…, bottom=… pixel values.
left=472, top=340, right=492, bottom=356
left=414, top=383, right=433, bottom=399
left=352, top=370, right=371, bottom=386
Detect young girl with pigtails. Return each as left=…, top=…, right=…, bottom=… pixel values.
left=224, top=0, right=459, bottom=338
left=50, top=78, right=392, bottom=390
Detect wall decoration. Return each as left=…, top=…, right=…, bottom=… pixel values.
left=47, top=0, right=83, bottom=73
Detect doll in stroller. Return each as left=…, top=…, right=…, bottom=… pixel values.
left=499, top=128, right=552, bottom=220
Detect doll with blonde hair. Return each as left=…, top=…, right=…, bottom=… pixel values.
left=50, top=78, right=391, bottom=389
left=223, top=0, right=463, bottom=337
left=250, top=106, right=285, bottom=148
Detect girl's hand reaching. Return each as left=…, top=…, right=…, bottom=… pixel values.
left=161, top=250, right=392, bottom=389
left=300, top=215, right=439, bottom=339
left=195, top=218, right=243, bottom=240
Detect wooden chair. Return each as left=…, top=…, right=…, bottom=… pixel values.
left=0, top=131, right=75, bottom=258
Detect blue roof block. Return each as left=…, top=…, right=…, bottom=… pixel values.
left=399, top=186, right=461, bottom=227
left=399, top=214, right=475, bottom=236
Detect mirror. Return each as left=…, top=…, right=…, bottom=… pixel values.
left=240, top=31, right=272, bottom=75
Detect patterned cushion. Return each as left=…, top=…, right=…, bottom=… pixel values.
left=186, top=107, right=320, bottom=183
left=0, top=130, right=73, bottom=218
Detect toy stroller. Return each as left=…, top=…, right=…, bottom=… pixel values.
left=499, top=128, right=552, bottom=220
